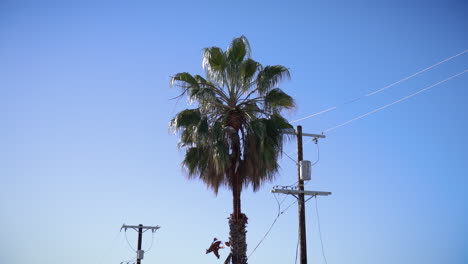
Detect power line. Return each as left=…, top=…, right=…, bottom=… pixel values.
left=121, top=224, right=161, bottom=264
left=291, top=50, right=467, bottom=124
left=282, top=150, right=298, bottom=164
left=311, top=139, right=320, bottom=166
left=125, top=231, right=137, bottom=252
left=315, top=197, right=328, bottom=264
left=295, top=226, right=300, bottom=264
left=248, top=190, right=303, bottom=259
left=248, top=194, right=282, bottom=259
left=323, top=70, right=467, bottom=133
left=282, top=137, right=320, bottom=168
left=144, top=231, right=156, bottom=253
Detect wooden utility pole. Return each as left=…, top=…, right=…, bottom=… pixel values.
left=296, top=125, right=307, bottom=264
left=121, top=224, right=161, bottom=264
left=137, top=224, right=143, bottom=264
left=280, top=126, right=328, bottom=264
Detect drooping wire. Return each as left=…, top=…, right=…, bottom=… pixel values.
left=291, top=50, right=467, bottom=123
left=282, top=150, right=298, bottom=164
left=279, top=140, right=321, bottom=221
left=248, top=194, right=282, bottom=259
left=283, top=198, right=299, bottom=212
left=323, top=70, right=467, bottom=133
left=248, top=188, right=307, bottom=259
left=294, top=226, right=300, bottom=264
left=249, top=184, right=319, bottom=259
left=315, top=197, right=328, bottom=264
left=144, top=231, right=156, bottom=253
left=124, top=231, right=137, bottom=252
left=311, top=139, right=320, bottom=166
left=283, top=137, right=320, bottom=164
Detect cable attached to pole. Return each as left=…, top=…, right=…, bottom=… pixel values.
left=125, top=231, right=137, bottom=252
left=248, top=194, right=282, bottom=259
left=315, top=197, right=328, bottom=264
left=323, top=70, right=467, bottom=133
left=291, top=50, right=467, bottom=124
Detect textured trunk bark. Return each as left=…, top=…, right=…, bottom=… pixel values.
left=229, top=213, right=248, bottom=264
left=230, top=171, right=248, bottom=264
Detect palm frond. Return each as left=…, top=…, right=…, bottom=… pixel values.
left=264, top=88, right=296, bottom=112
left=202, top=47, right=226, bottom=84
left=240, top=58, right=261, bottom=91
left=226, top=35, right=251, bottom=64
left=256, top=65, right=291, bottom=95
left=170, top=108, right=201, bottom=132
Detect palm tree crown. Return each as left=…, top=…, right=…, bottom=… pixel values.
left=170, top=36, right=295, bottom=194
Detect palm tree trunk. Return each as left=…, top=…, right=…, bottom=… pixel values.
left=229, top=200, right=247, bottom=264
left=229, top=131, right=248, bottom=264
left=229, top=167, right=248, bottom=264
left=229, top=212, right=248, bottom=264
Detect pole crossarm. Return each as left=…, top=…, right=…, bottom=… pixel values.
left=281, top=129, right=326, bottom=138
left=121, top=224, right=161, bottom=233
left=271, top=188, right=332, bottom=197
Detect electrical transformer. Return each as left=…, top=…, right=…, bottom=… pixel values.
left=300, top=160, right=311, bottom=181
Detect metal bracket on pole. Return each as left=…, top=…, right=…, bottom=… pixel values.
left=121, top=224, right=161, bottom=233
left=271, top=186, right=331, bottom=201
left=271, top=187, right=331, bottom=197
left=120, top=224, right=161, bottom=264
left=281, top=129, right=326, bottom=139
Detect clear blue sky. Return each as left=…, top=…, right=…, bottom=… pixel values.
left=1, top=0, right=467, bottom=263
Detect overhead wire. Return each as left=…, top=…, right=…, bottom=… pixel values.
left=144, top=231, right=156, bottom=253
left=311, top=139, right=320, bottom=166
left=272, top=125, right=322, bottom=263
left=291, top=50, right=467, bottom=124
left=279, top=52, right=465, bottom=264
left=248, top=187, right=307, bottom=259
left=315, top=197, right=328, bottom=264
left=282, top=150, right=298, bottom=165
left=248, top=193, right=282, bottom=259
left=295, top=225, right=300, bottom=264
left=124, top=230, right=137, bottom=252
left=283, top=136, right=320, bottom=163
left=279, top=138, right=321, bottom=216
left=323, top=70, right=467, bottom=133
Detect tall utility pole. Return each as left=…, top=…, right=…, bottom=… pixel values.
left=280, top=126, right=327, bottom=264
left=296, top=126, right=307, bottom=264
left=121, top=224, right=161, bottom=264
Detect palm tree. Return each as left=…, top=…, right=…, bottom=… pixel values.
left=170, top=36, right=295, bottom=264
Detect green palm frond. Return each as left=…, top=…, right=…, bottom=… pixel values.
left=226, top=35, right=250, bottom=64
left=265, top=88, right=296, bottom=112
left=241, top=117, right=286, bottom=191
left=170, top=108, right=201, bottom=131
left=240, top=58, right=261, bottom=91
left=170, top=36, right=297, bottom=195
left=256, top=65, right=291, bottom=95
left=202, top=47, right=226, bottom=84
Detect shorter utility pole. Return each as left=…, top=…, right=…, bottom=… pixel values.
left=121, top=224, right=161, bottom=264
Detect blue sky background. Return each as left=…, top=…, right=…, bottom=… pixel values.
left=1, top=0, right=467, bottom=263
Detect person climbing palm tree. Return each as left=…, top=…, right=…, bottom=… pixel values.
left=170, top=35, right=296, bottom=264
